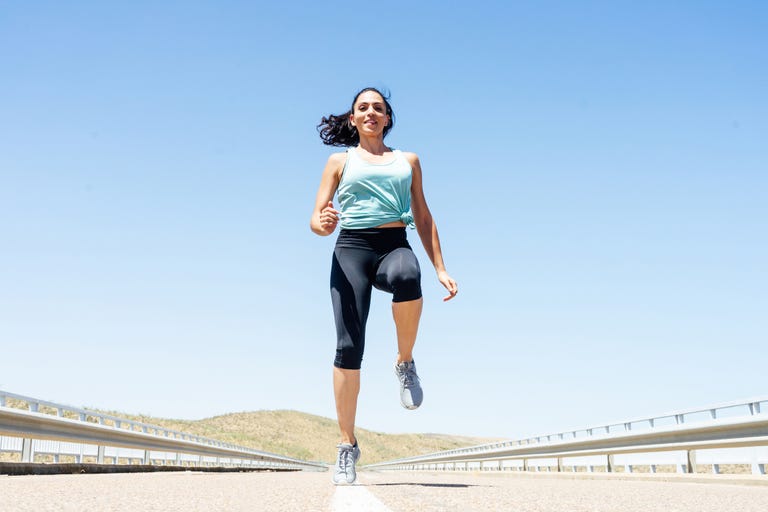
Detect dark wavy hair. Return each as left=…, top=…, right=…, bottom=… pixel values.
left=317, top=87, right=395, bottom=147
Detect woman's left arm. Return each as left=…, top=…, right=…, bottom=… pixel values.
left=406, top=153, right=458, bottom=302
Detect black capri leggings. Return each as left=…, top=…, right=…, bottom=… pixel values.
left=331, top=228, right=422, bottom=370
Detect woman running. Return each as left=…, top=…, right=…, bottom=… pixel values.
left=311, top=87, right=458, bottom=485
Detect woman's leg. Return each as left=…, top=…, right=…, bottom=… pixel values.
left=330, top=248, right=374, bottom=444
left=392, top=297, right=423, bottom=364
left=333, top=367, right=359, bottom=445
left=375, top=246, right=424, bottom=409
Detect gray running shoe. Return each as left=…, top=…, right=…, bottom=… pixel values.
left=394, top=360, right=423, bottom=410
left=332, top=441, right=360, bottom=485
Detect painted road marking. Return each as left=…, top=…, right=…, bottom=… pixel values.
left=330, top=477, right=393, bottom=512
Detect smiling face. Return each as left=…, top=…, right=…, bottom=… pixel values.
left=349, top=90, right=391, bottom=138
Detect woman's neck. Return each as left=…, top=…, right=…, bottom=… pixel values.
left=357, top=135, right=389, bottom=155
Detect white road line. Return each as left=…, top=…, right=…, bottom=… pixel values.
left=330, top=476, right=394, bottom=512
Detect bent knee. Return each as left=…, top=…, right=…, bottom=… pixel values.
left=391, top=272, right=422, bottom=303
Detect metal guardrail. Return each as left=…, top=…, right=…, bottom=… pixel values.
left=0, top=390, right=326, bottom=471
left=368, top=397, right=768, bottom=475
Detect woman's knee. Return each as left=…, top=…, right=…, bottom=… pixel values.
left=378, top=250, right=422, bottom=302
left=334, top=346, right=363, bottom=370
left=391, top=269, right=422, bottom=302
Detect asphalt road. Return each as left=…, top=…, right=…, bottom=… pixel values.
left=1, top=470, right=767, bottom=511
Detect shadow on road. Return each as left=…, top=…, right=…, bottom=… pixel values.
left=366, top=482, right=480, bottom=488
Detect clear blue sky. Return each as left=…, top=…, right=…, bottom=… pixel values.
left=1, top=1, right=766, bottom=439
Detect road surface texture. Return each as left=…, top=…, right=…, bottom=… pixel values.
left=1, top=470, right=767, bottom=511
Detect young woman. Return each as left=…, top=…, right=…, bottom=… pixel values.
left=310, top=87, right=457, bottom=485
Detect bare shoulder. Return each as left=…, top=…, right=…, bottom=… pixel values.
left=401, top=151, right=422, bottom=168
left=324, top=151, right=348, bottom=177
left=327, top=151, right=348, bottom=166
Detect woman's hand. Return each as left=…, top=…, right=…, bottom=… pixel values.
left=318, top=201, right=340, bottom=235
left=437, top=270, right=458, bottom=301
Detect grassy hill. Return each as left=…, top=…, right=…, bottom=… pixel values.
left=102, top=409, right=498, bottom=465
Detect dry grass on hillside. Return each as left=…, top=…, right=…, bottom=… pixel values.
left=101, top=409, right=495, bottom=464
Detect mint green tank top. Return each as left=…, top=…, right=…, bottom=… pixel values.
left=337, top=147, right=415, bottom=230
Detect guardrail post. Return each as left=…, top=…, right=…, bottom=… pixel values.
left=686, top=450, right=697, bottom=474
left=21, top=438, right=34, bottom=462
left=752, top=452, right=766, bottom=475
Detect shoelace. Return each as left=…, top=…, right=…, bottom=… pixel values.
left=336, top=446, right=354, bottom=471
left=398, top=365, right=419, bottom=387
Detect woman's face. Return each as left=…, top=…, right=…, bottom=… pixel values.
left=350, top=90, right=390, bottom=137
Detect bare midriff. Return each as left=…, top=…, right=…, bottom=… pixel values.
left=374, top=221, right=406, bottom=228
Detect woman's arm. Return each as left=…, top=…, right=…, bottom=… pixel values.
left=310, top=152, right=345, bottom=236
left=406, top=152, right=458, bottom=301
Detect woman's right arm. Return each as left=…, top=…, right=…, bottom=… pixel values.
left=310, top=152, right=345, bottom=236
